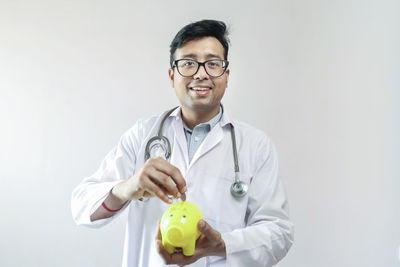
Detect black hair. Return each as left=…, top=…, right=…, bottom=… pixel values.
left=169, top=19, right=230, bottom=67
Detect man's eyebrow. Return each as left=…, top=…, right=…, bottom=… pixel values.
left=205, top=53, right=222, bottom=59
left=180, top=53, right=223, bottom=60
left=181, top=53, right=197, bottom=59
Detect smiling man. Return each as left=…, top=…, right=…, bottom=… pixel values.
left=72, top=20, right=294, bottom=267
left=170, top=36, right=229, bottom=128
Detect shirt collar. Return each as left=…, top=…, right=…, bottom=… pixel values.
left=183, top=106, right=222, bottom=132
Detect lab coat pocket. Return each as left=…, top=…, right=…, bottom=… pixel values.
left=202, top=173, right=252, bottom=233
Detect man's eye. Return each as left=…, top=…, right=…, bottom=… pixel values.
left=207, top=61, right=221, bottom=68
left=183, top=61, right=195, bottom=67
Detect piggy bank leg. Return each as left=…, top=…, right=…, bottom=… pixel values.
left=182, top=239, right=196, bottom=256
left=162, top=240, right=175, bottom=255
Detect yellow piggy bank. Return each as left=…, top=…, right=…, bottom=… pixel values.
left=160, top=201, right=203, bottom=256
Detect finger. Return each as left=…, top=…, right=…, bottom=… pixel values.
left=169, top=252, right=193, bottom=266
left=141, top=176, right=172, bottom=204
left=151, top=158, right=187, bottom=194
left=142, top=191, right=153, bottom=198
left=156, top=239, right=172, bottom=264
left=156, top=220, right=162, bottom=241
left=198, top=220, right=221, bottom=242
left=180, top=192, right=186, bottom=201
left=145, top=166, right=181, bottom=198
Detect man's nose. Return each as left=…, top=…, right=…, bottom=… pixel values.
left=193, top=65, right=209, bottom=80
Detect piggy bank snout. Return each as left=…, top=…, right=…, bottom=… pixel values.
left=166, top=226, right=184, bottom=245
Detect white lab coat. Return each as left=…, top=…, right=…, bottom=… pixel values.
left=71, top=107, right=294, bottom=267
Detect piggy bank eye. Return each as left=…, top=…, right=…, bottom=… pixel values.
left=170, top=214, right=173, bottom=217
left=183, top=215, right=186, bottom=218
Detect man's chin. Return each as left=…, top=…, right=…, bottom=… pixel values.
left=185, top=102, right=219, bottom=112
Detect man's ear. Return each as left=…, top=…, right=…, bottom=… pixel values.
left=168, top=68, right=174, bottom=87
left=225, top=69, right=230, bottom=87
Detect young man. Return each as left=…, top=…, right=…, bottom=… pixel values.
left=71, top=19, right=293, bottom=267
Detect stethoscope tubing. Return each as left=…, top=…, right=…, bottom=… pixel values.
left=145, top=107, right=248, bottom=198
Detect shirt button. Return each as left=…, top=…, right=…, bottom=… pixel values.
left=194, top=136, right=199, bottom=142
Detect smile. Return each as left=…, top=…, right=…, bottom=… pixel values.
left=190, top=87, right=211, bottom=91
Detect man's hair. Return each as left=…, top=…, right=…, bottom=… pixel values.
left=169, top=19, right=230, bottom=67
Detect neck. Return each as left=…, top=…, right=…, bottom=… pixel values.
left=181, top=105, right=220, bottom=129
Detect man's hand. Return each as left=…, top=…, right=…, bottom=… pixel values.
left=90, top=157, right=186, bottom=222
left=156, top=219, right=226, bottom=266
left=112, top=157, right=187, bottom=204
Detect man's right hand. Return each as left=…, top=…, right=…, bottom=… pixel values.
left=90, top=157, right=186, bottom=221
left=112, top=157, right=187, bottom=204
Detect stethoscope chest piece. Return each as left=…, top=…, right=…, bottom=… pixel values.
left=230, top=180, right=248, bottom=198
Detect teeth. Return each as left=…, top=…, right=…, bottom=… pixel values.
left=191, top=87, right=210, bottom=91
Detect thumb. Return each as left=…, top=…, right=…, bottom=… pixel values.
left=198, top=220, right=221, bottom=242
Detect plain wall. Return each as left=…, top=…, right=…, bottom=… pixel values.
left=0, top=0, right=399, bottom=266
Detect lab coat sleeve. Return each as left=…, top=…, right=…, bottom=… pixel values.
left=71, top=121, right=142, bottom=228
left=221, top=137, right=294, bottom=267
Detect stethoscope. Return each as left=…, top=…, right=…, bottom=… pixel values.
left=145, top=107, right=248, bottom=198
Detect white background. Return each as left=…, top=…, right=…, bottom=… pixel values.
left=0, top=0, right=399, bottom=266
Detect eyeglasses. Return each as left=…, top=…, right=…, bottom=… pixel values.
left=173, top=59, right=229, bottom=78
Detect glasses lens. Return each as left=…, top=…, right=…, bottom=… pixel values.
left=176, top=60, right=198, bottom=77
left=205, top=60, right=226, bottom=77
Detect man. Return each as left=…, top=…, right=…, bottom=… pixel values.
left=71, top=19, right=294, bottom=267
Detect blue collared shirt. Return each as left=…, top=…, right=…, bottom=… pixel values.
left=183, top=107, right=223, bottom=163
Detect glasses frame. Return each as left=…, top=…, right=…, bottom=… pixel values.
left=172, top=59, right=229, bottom=78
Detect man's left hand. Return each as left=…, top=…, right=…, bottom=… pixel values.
left=156, top=219, right=226, bottom=266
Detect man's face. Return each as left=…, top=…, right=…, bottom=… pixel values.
left=168, top=37, right=230, bottom=113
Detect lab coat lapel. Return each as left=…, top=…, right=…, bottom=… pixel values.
left=189, top=124, right=224, bottom=169
left=170, top=118, right=189, bottom=173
